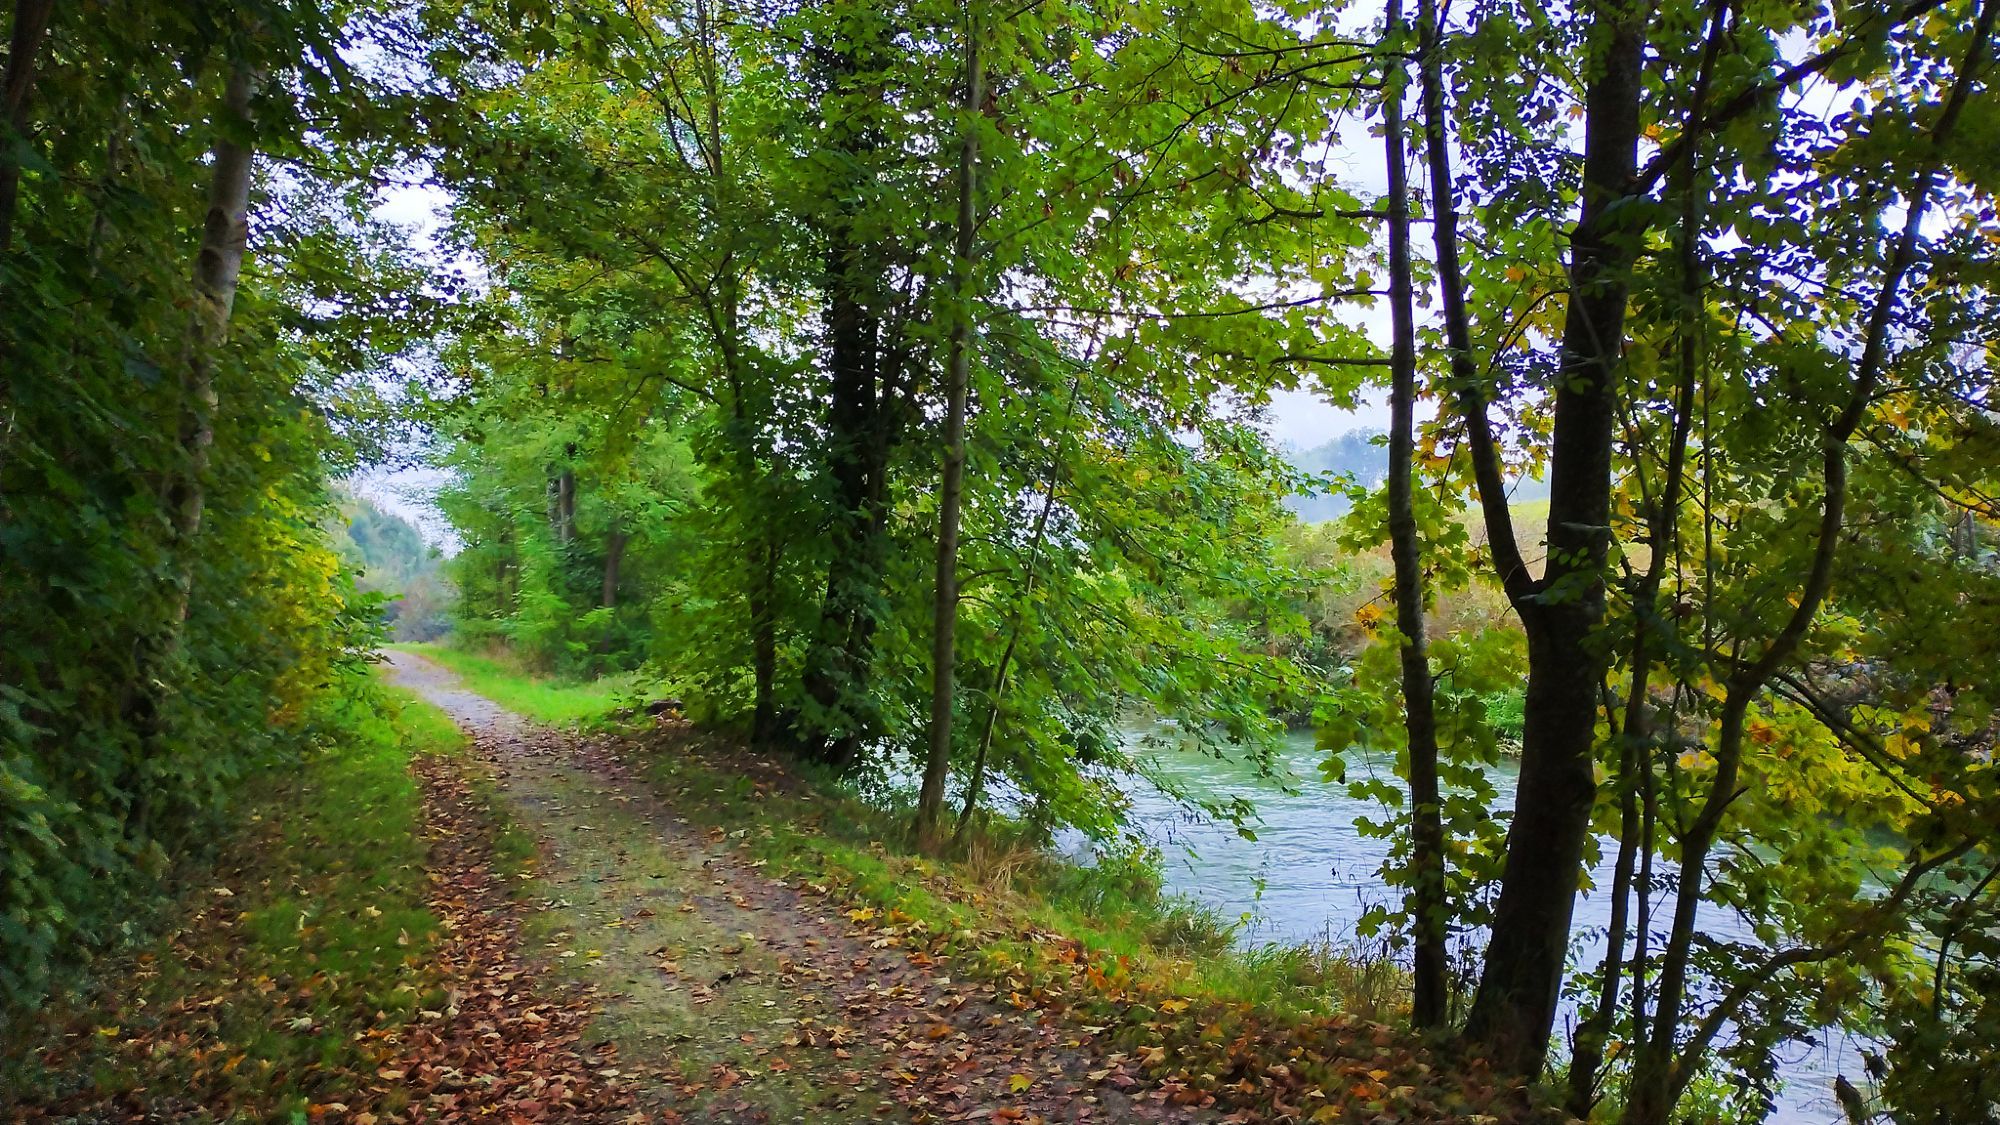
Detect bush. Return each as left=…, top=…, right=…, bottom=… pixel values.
left=0, top=464, right=377, bottom=1021
left=1484, top=687, right=1526, bottom=745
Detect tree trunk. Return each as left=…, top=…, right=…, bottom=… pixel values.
left=1462, top=0, right=1646, bottom=1075
left=0, top=0, right=55, bottom=253
left=796, top=20, right=908, bottom=769
left=124, top=57, right=260, bottom=829
left=1568, top=29, right=1717, bottom=1100
left=496, top=521, right=515, bottom=615
left=165, top=60, right=260, bottom=625
left=550, top=457, right=575, bottom=545
left=1378, top=0, right=1446, bottom=1030
left=750, top=534, right=780, bottom=744
left=799, top=233, right=890, bottom=766
left=915, top=4, right=983, bottom=851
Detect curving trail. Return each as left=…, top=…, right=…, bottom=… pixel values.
left=380, top=649, right=1211, bottom=1125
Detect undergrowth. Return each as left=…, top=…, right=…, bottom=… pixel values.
left=0, top=675, right=470, bottom=1118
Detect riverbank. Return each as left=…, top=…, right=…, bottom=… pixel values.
left=384, top=645, right=1870, bottom=1124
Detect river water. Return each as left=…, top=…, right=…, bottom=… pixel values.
left=1105, top=726, right=1870, bottom=1124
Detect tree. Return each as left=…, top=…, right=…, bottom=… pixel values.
left=427, top=0, right=1381, bottom=838
left=0, top=0, right=428, bottom=1011
left=1376, top=0, right=1446, bottom=1030
left=1390, top=0, right=2000, bottom=1110
left=0, top=0, right=54, bottom=252
left=915, top=0, right=985, bottom=850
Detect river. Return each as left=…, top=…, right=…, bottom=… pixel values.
left=1101, top=725, right=1873, bottom=1124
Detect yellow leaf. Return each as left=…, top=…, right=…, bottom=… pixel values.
left=1008, top=1073, right=1033, bottom=1094
left=1676, top=749, right=1713, bottom=771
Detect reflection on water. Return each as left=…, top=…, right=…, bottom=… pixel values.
left=1110, top=726, right=1869, bottom=1125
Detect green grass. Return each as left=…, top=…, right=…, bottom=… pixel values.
left=2, top=675, right=470, bottom=1119
left=390, top=641, right=644, bottom=726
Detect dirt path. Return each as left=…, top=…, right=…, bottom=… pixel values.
left=380, top=651, right=1210, bottom=1125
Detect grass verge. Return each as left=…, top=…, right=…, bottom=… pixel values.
left=389, top=641, right=644, bottom=726
left=2, top=676, right=466, bottom=1119
left=637, top=725, right=1410, bottom=1019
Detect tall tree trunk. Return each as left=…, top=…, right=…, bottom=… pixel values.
left=1567, top=16, right=1720, bottom=1100
left=1461, top=0, right=1647, bottom=1075
left=165, top=59, right=260, bottom=626
left=1378, top=0, right=1446, bottom=1030
left=800, top=238, right=888, bottom=766
left=0, top=0, right=54, bottom=253
left=797, top=19, right=908, bottom=768
left=750, top=534, right=780, bottom=743
left=915, top=4, right=983, bottom=851
left=1415, top=0, right=1540, bottom=1058
left=496, top=521, right=515, bottom=616
left=550, top=448, right=575, bottom=545
left=125, top=57, right=260, bottom=829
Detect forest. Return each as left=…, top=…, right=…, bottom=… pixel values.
left=2, top=0, right=1998, bottom=1122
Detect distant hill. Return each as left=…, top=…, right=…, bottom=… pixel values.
left=1281, top=431, right=1550, bottom=524
left=1283, top=431, right=1386, bottom=523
